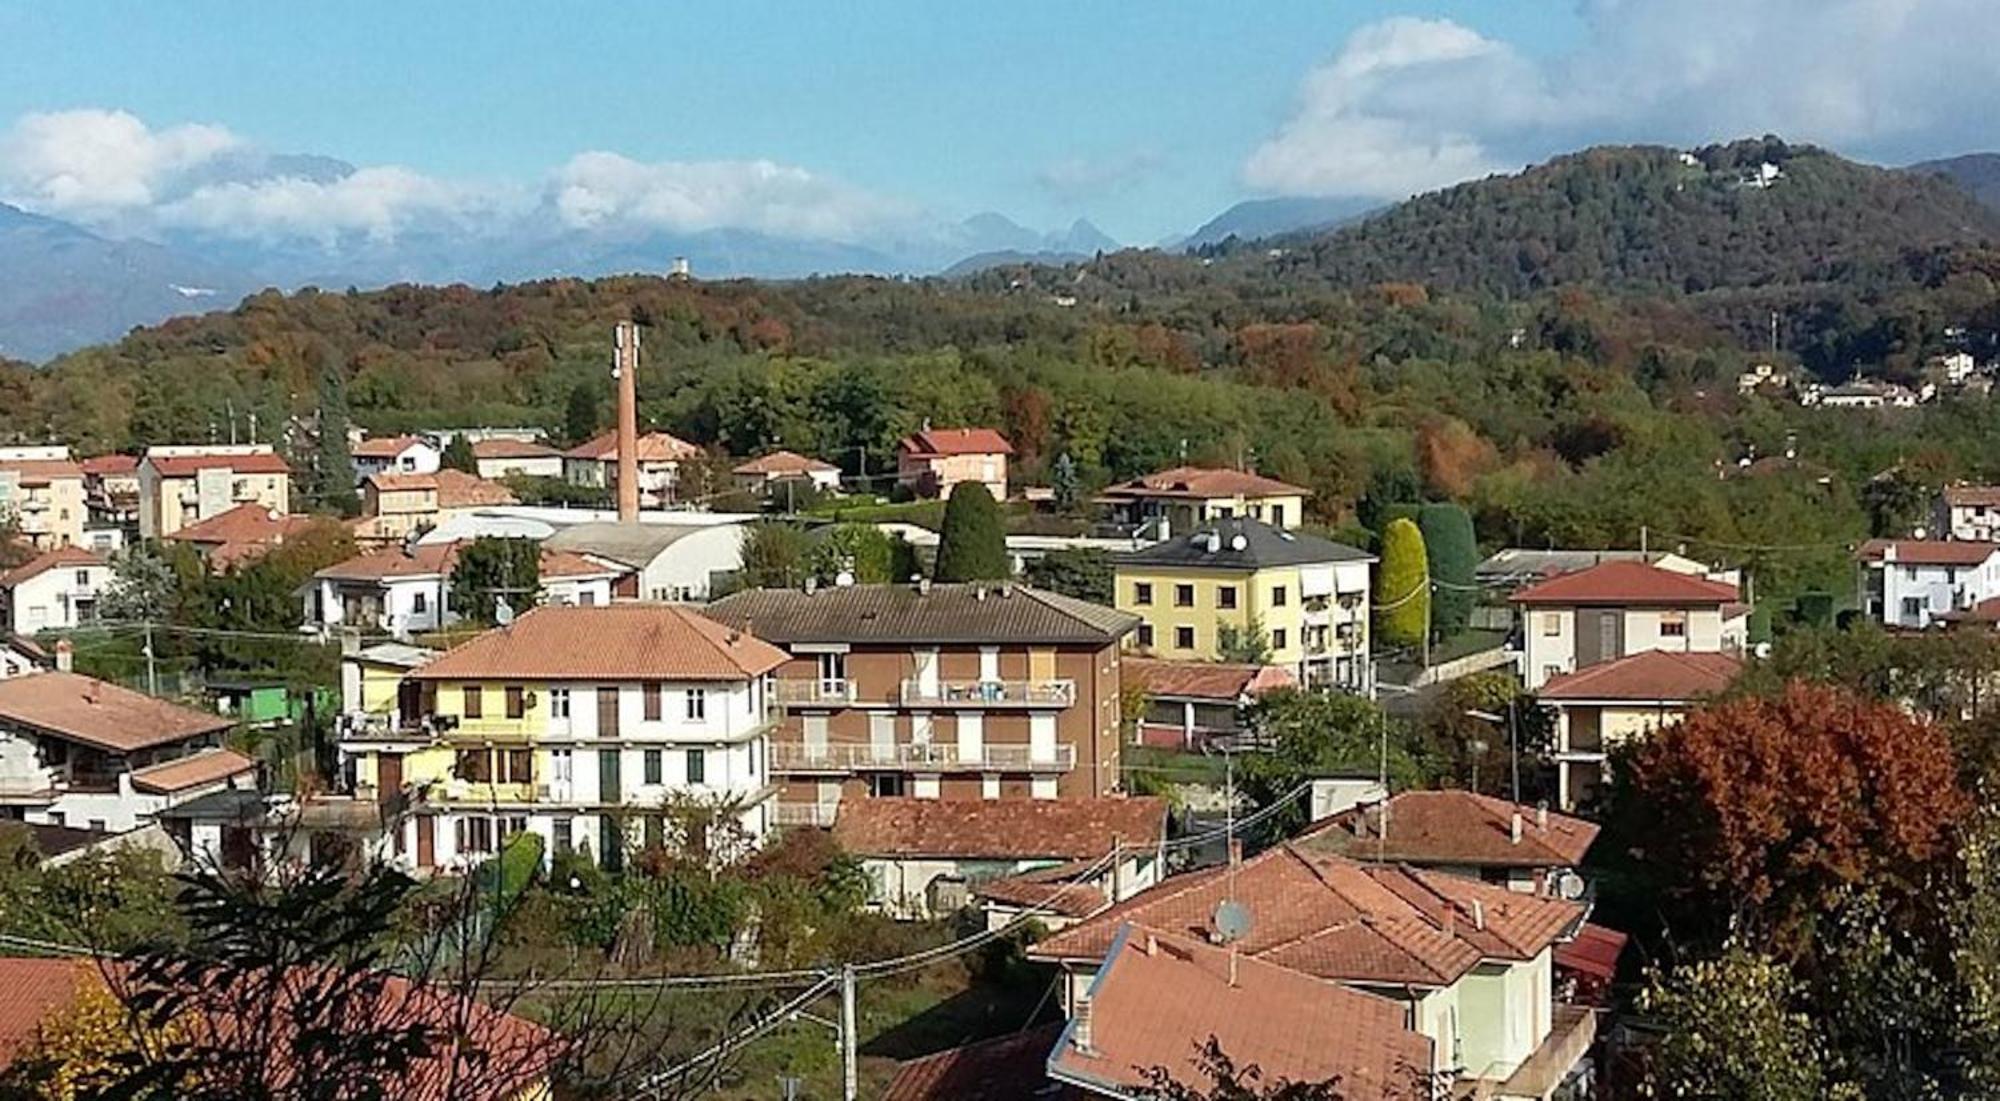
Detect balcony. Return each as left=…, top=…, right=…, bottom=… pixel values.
left=898, top=679, right=1076, bottom=709
left=773, top=678, right=859, bottom=708
left=768, top=740, right=1076, bottom=773
left=772, top=802, right=840, bottom=828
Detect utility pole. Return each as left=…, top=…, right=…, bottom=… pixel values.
left=1508, top=698, right=1521, bottom=805
left=840, top=964, right=858, bottom=1101
left=143, top=621, right=158, bottom=696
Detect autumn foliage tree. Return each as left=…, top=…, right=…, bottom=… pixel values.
left=1617, top=681, right=1971, bottom=950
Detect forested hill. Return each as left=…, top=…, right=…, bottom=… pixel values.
left=1227, top=139, right=2000, bottom=297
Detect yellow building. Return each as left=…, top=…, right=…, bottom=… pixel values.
left=1098, top=466, right=1310, bottom=538
left=0, top=449, right=88, bottom=550
left=136, top=446, right=292, bottom=539
left=337, top=604, right=787, bottom=874
left=1114, top=518, right=1374, bottom=694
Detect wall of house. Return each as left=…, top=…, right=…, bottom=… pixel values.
left=1875, top=557, right=2000, bottom=628
left=354, top=444, right=440, bottom=482
left=1455, top=952, right=1552, bottom=1082
left=6, top=562, right=109, bottom=634
left=897, top=453, right=1007, bottom=501
left=628, top=526, right=745, bottom=602
left=1524, top=604, right=1728, bottom=689
left=0, top=475, right=88, bottom=549
left=476, top=455, right=564, bottom=481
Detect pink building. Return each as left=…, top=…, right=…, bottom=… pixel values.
left=894, top=427, right=1012, bottom=501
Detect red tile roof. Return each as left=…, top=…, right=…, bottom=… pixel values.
left=0, top=459, right=84, bottom=485
left=1943, top=484, right=2000, bottom=508
left=897, top=427, right=1013, bottom=457
left=0, top=545, right=105, bottom=588
left=882, top=1024, right=1073, bottom=1101
left=470, top=438, right=560, bottom=460
left=1047, top=926, right=1433, bottom=1100
left=1554, top=922, right=1627, bottom=988
left=833, top=797, right=1168, bottom=861
left=0, top=957, right=93, bottom=1065
left=1102, top=465, right=1311, bottom=500
left=563, top=430, right=700, bottom=463
left=1031, top=843, right=1584, bottom=987
left=163, top=504, right=319, bottom=559
left=0, top=671, right=233, bottom=752
left=365, top=469, right=518, bottom=508
left=79, top=454, right=138, bottom=477
left=1125, top=657, right=1295, bottom=702
left=538, top=549, right=625, bottom=579
left=129, top=749, right=257, bottom=794
left=413, top=604, right=788, bottom=682
left=145, top=451, right=292, bottom=477
left=733, top=449, right=838, bottom=476
left=352, top=435, right=427, bottom=459
left=1303, top=791, right=1600, bottom=869
left=1537, top=649, right=1742, bottom=703
left=1510, top=560, right=1738, bottom=606
left=1857, top=538, right=2000, bottom=567
left=974, top=861, right=1111, bottom=918
left=317, top=541, right=459, bottom=581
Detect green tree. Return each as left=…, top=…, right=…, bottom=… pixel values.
left=1051, top=452, right=1081, bottom=512
left=1860, top=468, right=1931, bottom=538
left=448, top=537, right=541, bottom=626
left=807, top=523, right=900, bottom=584
left=564, top=380, right=602, bottom=445
left=439, top=433, right=477, bottom=473
left=98, top=544, right=184, bottom=623
left=737, top=522, right=811, bottom=590
left=1022, top=548, right=1113, bottom=604
left=933, top=481, right=1009, bottom=582
left=306, top=365, right=360, bottom=516
left=1375, top=517, right=1429, bottom=649
left=1217, top=615, right=1273, bottom=665
left=1637, top=943, right=1857, bottom=1101
left=1237, top=689, right=1421, bottom=825
left=1416, top=503, right=1477, bottom=639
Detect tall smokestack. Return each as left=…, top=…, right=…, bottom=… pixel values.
left=614, top=321, right=641, bottom=523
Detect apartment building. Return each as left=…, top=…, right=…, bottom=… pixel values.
left=355, top=469, right=517, bottom=545
left=79, top=454, right=140, bottom=544
left=470, top=438, right=564, bottom=481
left=562, top=430, right=700, bottom=507
left=1936, top=484, right=2000, bottom=541
left=338, top=604, right=786, bottom=873
left=703, top=582, right=1138, bottom=825
left=1538, top=650, right=1741, bottom=811
left=0, top=447, right=87, bottom=550
left=137, top=446, right=291, bottom=539
left=1113, top=517, right=1374, bottom=693
left=893, top=427, right=1012, bottom=501
left=0, top=546, right=109, bottom=634
left=1097, top=465, right=1310, bottom=536
left=1856, top=538, right=2000, bottom=629
left=1512, top=560, right=1747, bottom=691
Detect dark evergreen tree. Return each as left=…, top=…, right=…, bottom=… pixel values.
left=565, top=380, right=602, bottom=445
left=1417, top=502, right=1478, bottom=639
left=309, top=365, right=360, bottom=516
left=440, top=432, right=477, bottom=473
left=449, top=537, right=541, bottom=626
left=933, top=482, right=1008, bottom=582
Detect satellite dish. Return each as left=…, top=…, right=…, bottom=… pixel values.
left=1213, top=899, right=1253, bottom=944
left=1229, top=534, right=1248, bottom=551
left=494, top=598, right=516, bottom=626
left=1556, top=870, right=1587, bottom=901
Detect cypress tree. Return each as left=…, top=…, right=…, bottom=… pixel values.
left=311, top=365, right=360, bottom=516
left=440, top=433, right=477, bottom=473
left=1418, top=502, right=1478, bottom=639
left=1377, top=517, right=1429, bottom=649
left=933, top=482, right=1008, bottom=582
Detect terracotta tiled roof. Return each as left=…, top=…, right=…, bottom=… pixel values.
left=365, top=469, right=518, bottom=508
left=733, top=450, right=838, bottom=476
left=1102, top=465, right=1311, bottom=500
left=0, top=459, right=84, bottom=485
left=883, top=1024, right=1073, bottom=1101
left=414, top=604, right=788, bottom=682
left=707, top=582, right=1138, bottom=645
left=0, top=545, right=105, bottom=587
left=832, top=797, right=1168, bottom=861
left=1944, top=595, right=2000, bottom=624
left=470, top=438, right=560, bottom=460
left=1303, top=791, right=1600, bottom=869
left=1125, top=656, right=1294, bottom=702
left=129, top=748, right=256, bottom=794
left=145, top=450, right=291, bottom=477
left=563, top=430, right=700, bottom=463
left=896, top=427, right=1013, bottom=457
left=974, top=862, right=1111, bottom=918
left=1537, top=649, right=1741, bottom=703
left=317, top=542, right=460, bottom=582
left=1047, top=926, right=1433, bottom=1100
left=1943, top=484, right=2000, bottom=508
left=352, top=435, right=426, bottom=459
left=0, top=957, right=93, bottom=1064
left=1031, top=843, right=1583, bottom=987
left=1857, top=538, right=2000, bottom=567
left=0, top=671, right=233, bottom=752
left=79, top=454, right=138, bottom=477
left=1510, top=560, right=1738, bottom=606
left=537, top=550, right=625, bottom=579
left=163, top=503, right=318, bottom=553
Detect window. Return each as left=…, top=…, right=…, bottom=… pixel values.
left=1660, top=611, right=1687, bottom=638
left=644, top=682, right=663, bottom=722
left=552, top=818, right=573, bottom=854
left=74, top=569, right=90, bottom=586
left=505, top=686, right=526, bottom=719
left=1271, top=504, right=1286, bottom=528
left=1175, top=626, right=1195, bottom=650
left=1903, top=596, right=1925, bottom=619
left=1133, top=582, right=1154, bottom=606
left=500, top=750, right=532, bottom=784
left=1216, top=585, right=1238, bottom=610
left=1137, top=624, right=1154, bottom=648
left=1174, top=584, right=1195, bottom=608
left=1540, top=613, right=1562, bottom=637
left=461, top=686, right=483, bottom=718
left=686, top=748, right=706, bottom=785
left=455, top=749, right=491, bottom=782
left=869, top=774, right=906, bottom=798
left=685, top=688, right=707, bottom=721
left=1271, top=585, right=1288, bottom=607
left=644, top=749, right=663, bottom=784
left=1271, top=628, right=1288, bottom=651
left=550, top=688, right=571, bottom=719
left=457, top=817, right=494, bottom=855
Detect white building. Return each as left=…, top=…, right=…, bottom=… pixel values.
left=351, top=435, right=441, bottom=484
left=1857, top=539, right=2000, bottom=629
left=542, top=521, right=746, bottom=602
left=307, top=542, right=629, bottom=640
left=731, top=450, right=842, bottom=495
left=1511, top=560, right=1747, bottom=691
left=562, top=431, right=700, bottom=507
left=1937, top=485, right=2000, bottom=542
left=470, top=439, right=565, bottom=481
left=0, top=546, right=109, bottom=634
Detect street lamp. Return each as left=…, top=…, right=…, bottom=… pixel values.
left=1463, top=703, right=1522, bottom=803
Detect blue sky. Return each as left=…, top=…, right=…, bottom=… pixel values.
left=0, top=1, right=1993, bottom=249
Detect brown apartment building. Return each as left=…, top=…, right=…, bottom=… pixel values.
left=705, top=581, right=1137, bottom=823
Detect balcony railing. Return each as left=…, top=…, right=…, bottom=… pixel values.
left=768, top=740, right=1076, bottom=773
left=772, top=802, right=840, bottom=828
left=898, top=679, right=1076, bottom=708
left=773, top=678, right=859, bottom=708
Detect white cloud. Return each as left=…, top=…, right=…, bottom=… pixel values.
left=0, top=109, right=241, bottom=223
left=158, top=167, right=498, bottom=245
left=1247, top=1, right=2000, bottom=200
left=550, top=151, right=913, bottom=241
left=1037, top=149, right=1162, bottom=200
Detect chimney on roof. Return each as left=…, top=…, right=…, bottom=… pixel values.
left=1143, top=932, right=1157, bottom=957
left=1471, top=900, right=1486, bottom=931
left=1537, top=802, right=1549, bottom=831
left=917, top=577, right=931, bottom=596
left=54, top=638, right=72, bottom=674
left=613, top=321, right=641, bottom=524
left=1070, top=995, right=1095, bottom=1055
left=1511, top=812, right=1523, bottom=845
left=804, top=575, right=818, bottom=596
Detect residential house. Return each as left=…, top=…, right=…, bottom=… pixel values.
left=1114, top=518, right=1374, bottom=693
left=340, top=604, right=788, bottom=873
left=80, top=454, right=140, bottom=546
left=894, top=427, right=1012, bottom=501
left=0, top=668, right=255, bottom=832
left=1097, top=466, right=1310, bottom=536
left=0, top=447, right=87, bottom=550
left=542, top=521, right=746, bottom=602
left=731, top=450, right=842, bottom=495
left=562, top=430, right=700, bottom=507
left=307, top=542, right=627, bottom=639
left=882, top=1024, right=1070, bottom=1101
left=703, top=582, right=1138, bottom=823
left=355, top=469, right=518, bottom=545
left=1123, top=656, right=1293, bottom=750
left=137, top=446, right=291, bottom=539
left=351, top=435, right=441, bottom=483
left=1511, top=560, right=1747, bottom=691
left=471, top=438, right=565, bottom=481
left=1857, top=539, right=2000, bottom=629
left=0, top=547, right=108, bottom=634
left=1537, top=650, right=1741, bottom=811
left=1303, top=789, right=1600, bottom=896
left=831, top=796, right=1165, bottom=920
left=162, top=503, right=321, bottom=569
left=1937, top=484, right=2000, bottom=542
left=1029, top=841, right=1594, bottom=1098
left=0, top=637, right=48, bottom=679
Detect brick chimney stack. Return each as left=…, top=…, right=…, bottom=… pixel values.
left=613, top=321, right=641, bottom=523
